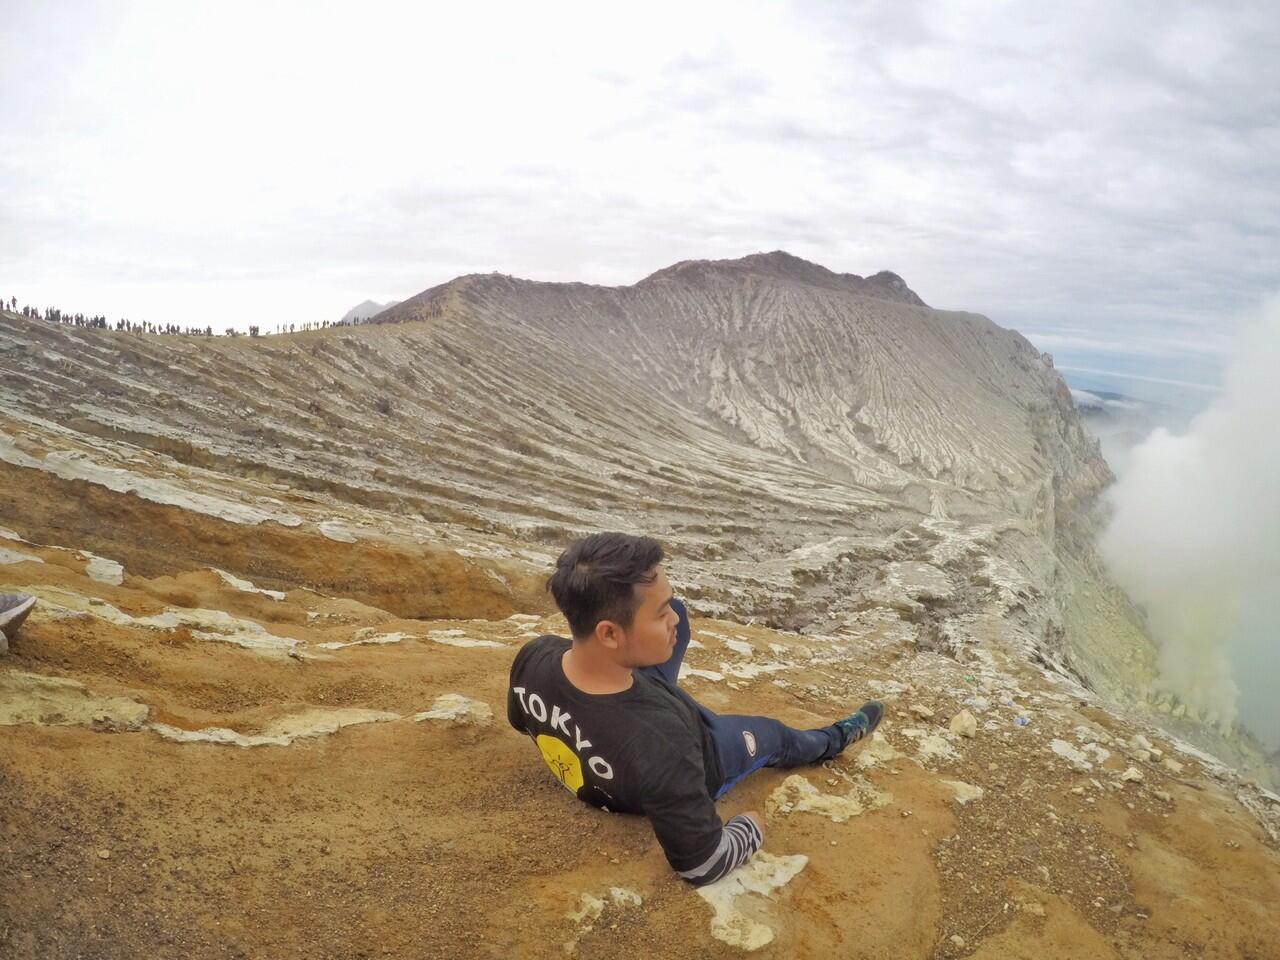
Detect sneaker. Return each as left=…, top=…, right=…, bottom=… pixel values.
left=0, top=593, right=35, bottom=636
left=834, top=699, right=884, bottom=750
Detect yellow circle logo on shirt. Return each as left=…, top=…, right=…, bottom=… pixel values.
left=536, top=734, right=584, bottom=793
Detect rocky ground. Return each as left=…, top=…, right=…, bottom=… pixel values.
left=2, top=451, right=1277, bottom=959
left=3, top=254, right=1277, bottom=958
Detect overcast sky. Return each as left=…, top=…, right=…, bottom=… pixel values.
left=2, top=1, right=1277, bottom=404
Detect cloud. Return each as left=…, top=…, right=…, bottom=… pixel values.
left=1055, top=365, right=1221, bottom=393
left=0, top=0, right=1276, bottom=340
left=1098, top=294, right=1280, bottom=748
left=1023, top=330, right=1235, bottom=360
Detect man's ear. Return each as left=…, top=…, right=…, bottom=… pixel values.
left=594, top=619, right=624, bottom=651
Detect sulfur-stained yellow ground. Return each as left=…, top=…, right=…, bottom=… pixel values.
left=2, top=462, right=1278, bottom=960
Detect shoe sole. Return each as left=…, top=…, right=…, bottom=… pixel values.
left=860, top=701, right=884, bottom=737
left=0, top=595, right=36, bottom=635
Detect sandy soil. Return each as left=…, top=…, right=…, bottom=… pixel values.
left=2, top=465, right=1279, bottom=960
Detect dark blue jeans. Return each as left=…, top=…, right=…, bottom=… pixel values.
left=639, top=597, right=843, bottom=800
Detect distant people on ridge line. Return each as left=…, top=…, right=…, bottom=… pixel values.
left=3, top=296, right=379, bottom=337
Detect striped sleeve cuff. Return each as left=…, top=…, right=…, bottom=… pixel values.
left=677, top=815, right=763, bottom=886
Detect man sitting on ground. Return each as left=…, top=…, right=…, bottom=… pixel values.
left=507, top=532, right=883, bottom=887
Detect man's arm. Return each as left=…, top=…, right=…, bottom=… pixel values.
left=640, top=752, right=764, bottom=887
left=639, top=596, right=692, bottom=687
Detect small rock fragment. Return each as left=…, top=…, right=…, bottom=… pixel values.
left=949, top=710, right=977, bottom=738
left=940, top=780, right=985, bottom=805
left=608, top=887, right=642, bottom=907
left=413, top=694, right=492, bottom=726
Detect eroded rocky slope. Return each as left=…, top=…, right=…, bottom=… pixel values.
left=0, top=253, right=1108, bottom=636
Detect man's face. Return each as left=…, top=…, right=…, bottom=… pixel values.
left=613, top=565, right=679, bottom=669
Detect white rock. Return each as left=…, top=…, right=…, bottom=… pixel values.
left=916, top=733, right=957, bottom=763
left=1082, top=742, right=1111, bottom=765
left=719, top=660, right=790, bottom=681
left=52, top=597, right=308, bottom=659
left=563, top=887, right=642, bottom=954
left=949, top=709, right=977, bottom=738
left=854, top=732, right=902, bottom=770
left=318, top=631, right=416, bottom=650
left=565, top=893, right=605, bottom=925
left=678, top=665, right=725, bottom=682
left=608, top=887, right=642, bottom=907
left=766, top=773, right=890, bottom=823
left=1119, top=767, right=1144, bottom=783
left=318, top=520, right=357, bottom=543
left=940, top=780, right=985, bottom=805
left=81, top=553, right=124, bottom=585
left=151, top=708, right=398, bottom=747
left=696, top=852, right=808, bottom=951
left=212, top=568, right=286, bottom=600
left=1050, top=739, right=1092, bottom=771
left=414, top=694, right=493, bottom=725
left=428, top=629, right=504, bottom=649
left=0, top=546, right=44, bottom=565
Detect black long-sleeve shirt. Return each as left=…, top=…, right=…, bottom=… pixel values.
left=507, top=634, right=762, bottom=885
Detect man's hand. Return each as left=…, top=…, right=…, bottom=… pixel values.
left=742, top=810, right=765, bottom=836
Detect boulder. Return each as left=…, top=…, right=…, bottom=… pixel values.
left=949, top=709, right=977, bottom=738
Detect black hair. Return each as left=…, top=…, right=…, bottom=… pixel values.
left=546, top=532, right=664, bottom=641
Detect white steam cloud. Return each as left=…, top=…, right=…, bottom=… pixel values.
left=1098, top=296, right=1280, bottom=749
